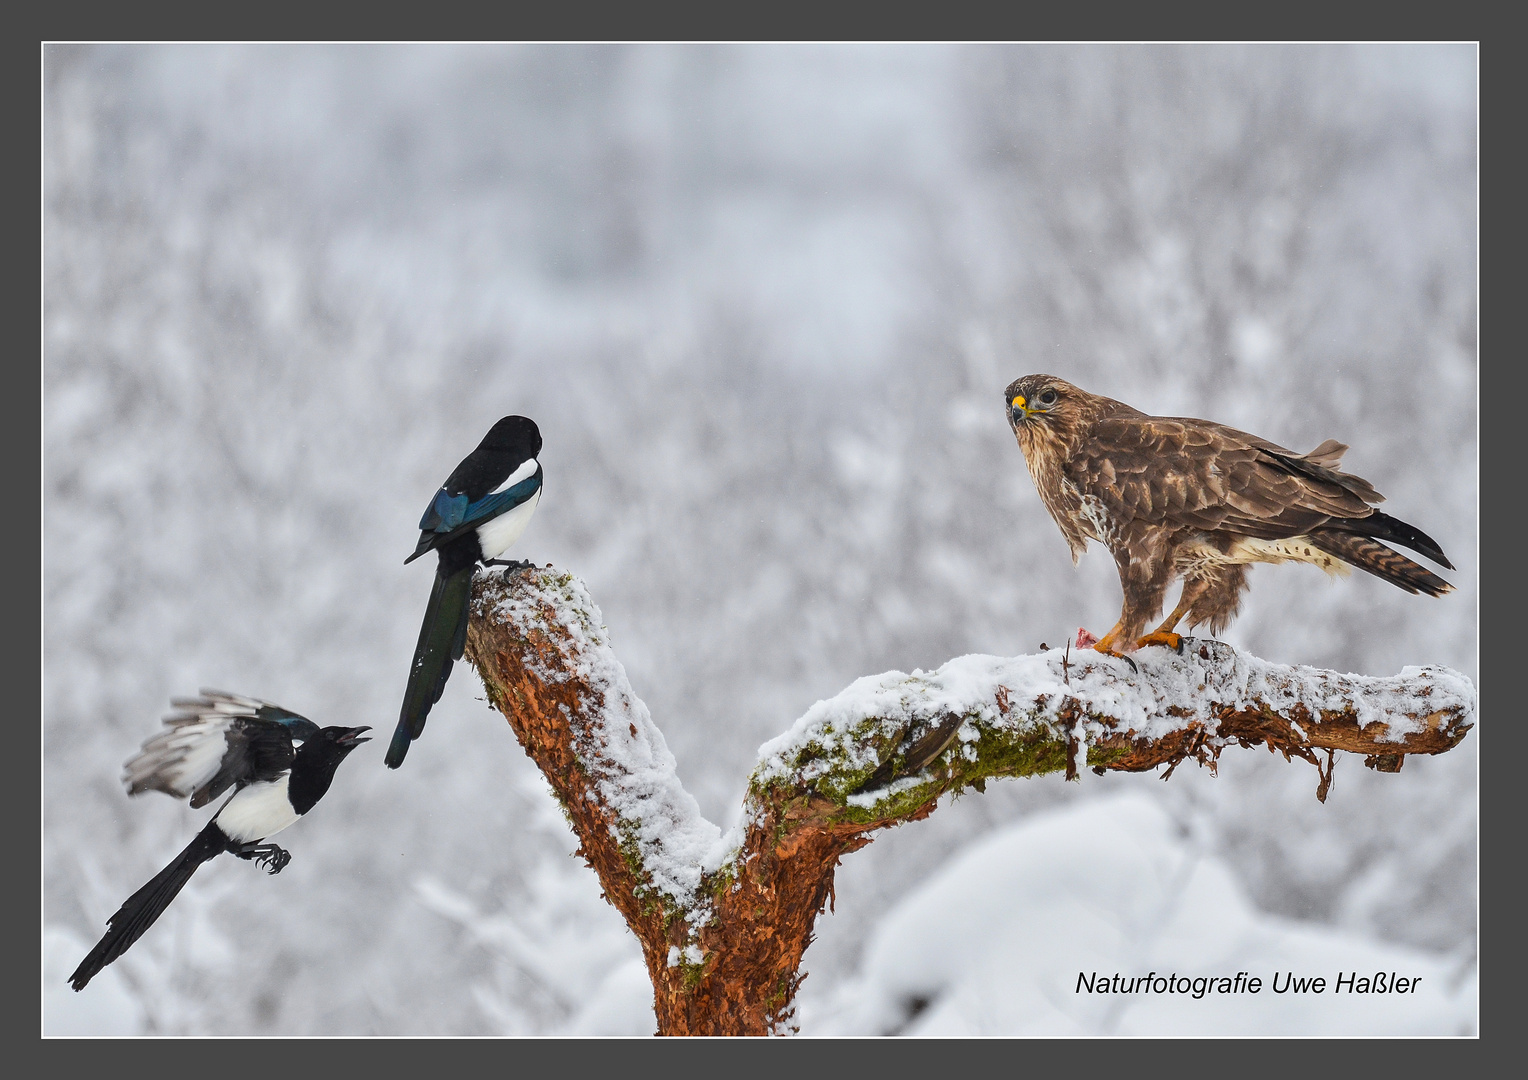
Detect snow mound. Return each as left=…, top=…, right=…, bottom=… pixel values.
left=806, top=793, right=1476, bottom=1036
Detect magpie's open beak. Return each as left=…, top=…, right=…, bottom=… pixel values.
left=338, top=726, right=372, bottom=747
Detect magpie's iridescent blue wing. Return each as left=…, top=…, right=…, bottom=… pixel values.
left=461, top=468, right=542, bottom=528
left=418, top=489, right=470, bottom=534
left=408, top=465, right=542, bottom=558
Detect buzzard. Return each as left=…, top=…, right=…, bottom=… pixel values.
left=1003, top=375, right=1454, bottom=657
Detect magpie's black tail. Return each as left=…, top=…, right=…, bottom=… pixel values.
left=70, top=822, right=227, bottom=991
left=387, top=564, right=475, bottom=768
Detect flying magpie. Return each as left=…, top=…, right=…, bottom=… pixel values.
left=69, top=690, right=369, bottom=992
left=387, top=415, right=543, bottom=769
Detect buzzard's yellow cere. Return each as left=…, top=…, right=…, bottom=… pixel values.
left=1003, top=375, right=1454, bottom=657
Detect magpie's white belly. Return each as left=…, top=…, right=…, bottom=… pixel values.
left=215, top=776, right=300, bottom=842
left=475, top=487, right=540, bottom=560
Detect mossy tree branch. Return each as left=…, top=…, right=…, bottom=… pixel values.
left=462, top=566, right=1475, bottom=1036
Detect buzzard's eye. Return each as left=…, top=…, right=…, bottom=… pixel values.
left=1039, top=389, right=1058, bottom=406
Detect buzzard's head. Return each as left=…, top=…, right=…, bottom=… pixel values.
left=1004, top=374, right=1081, bottom=439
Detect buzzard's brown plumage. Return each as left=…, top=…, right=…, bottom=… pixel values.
left=1003, top=375, right=1454, bottom=656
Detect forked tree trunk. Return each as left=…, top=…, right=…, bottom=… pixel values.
left=462, top=566, right=1475, bottom=1036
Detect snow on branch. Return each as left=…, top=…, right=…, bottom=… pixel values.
left=462, top=566, right=1475, bottom=1036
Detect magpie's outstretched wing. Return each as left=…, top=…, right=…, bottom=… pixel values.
left=122, top=690, right=320, bottom=809
left=405, top=463, right=542, bottom=564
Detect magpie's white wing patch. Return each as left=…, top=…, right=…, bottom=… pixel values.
left=121, top=689, right=278, bottom=803
left=490, top=456, right=539, bottom=495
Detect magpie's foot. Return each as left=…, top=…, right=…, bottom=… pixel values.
left=234, top=842, right=291, bottom=874
left=484, top=558, right=535, bottom=572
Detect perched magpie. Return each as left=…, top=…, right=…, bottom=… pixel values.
left=388, top=415, right=543, bottom=769
left=69, top=690, right=369, bottom=992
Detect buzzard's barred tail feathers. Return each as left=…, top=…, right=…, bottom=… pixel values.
left=1307, top=531, right=1453, bottom=598
left=1322, top=511, right=1455, bottom=571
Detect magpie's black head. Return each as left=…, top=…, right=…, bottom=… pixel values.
left=307, top=725, right=371, bottom=766
left=289, top=726, right=370, bottom=815
left=480, top=416, right=542, bottom=461
left=331, top=725, right=371, bottom=747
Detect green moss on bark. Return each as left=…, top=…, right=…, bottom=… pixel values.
left=750, top=706, right=1129, bottom=827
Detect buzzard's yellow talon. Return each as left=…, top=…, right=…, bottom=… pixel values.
left=1136, top=631, right=1184, bottom=653
left=1089, top=622, right=1123, bottom=654
left=1090, top=641, right=1139, bottom=674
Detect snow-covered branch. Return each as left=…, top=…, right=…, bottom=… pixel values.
left=463, top=566, right=1475, bottom=1036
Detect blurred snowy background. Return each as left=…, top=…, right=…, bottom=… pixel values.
left=43, top=44, right=1477, bottom=1035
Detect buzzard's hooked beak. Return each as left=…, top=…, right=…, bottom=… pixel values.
left=1010, top=394, right=1033, bottom=424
